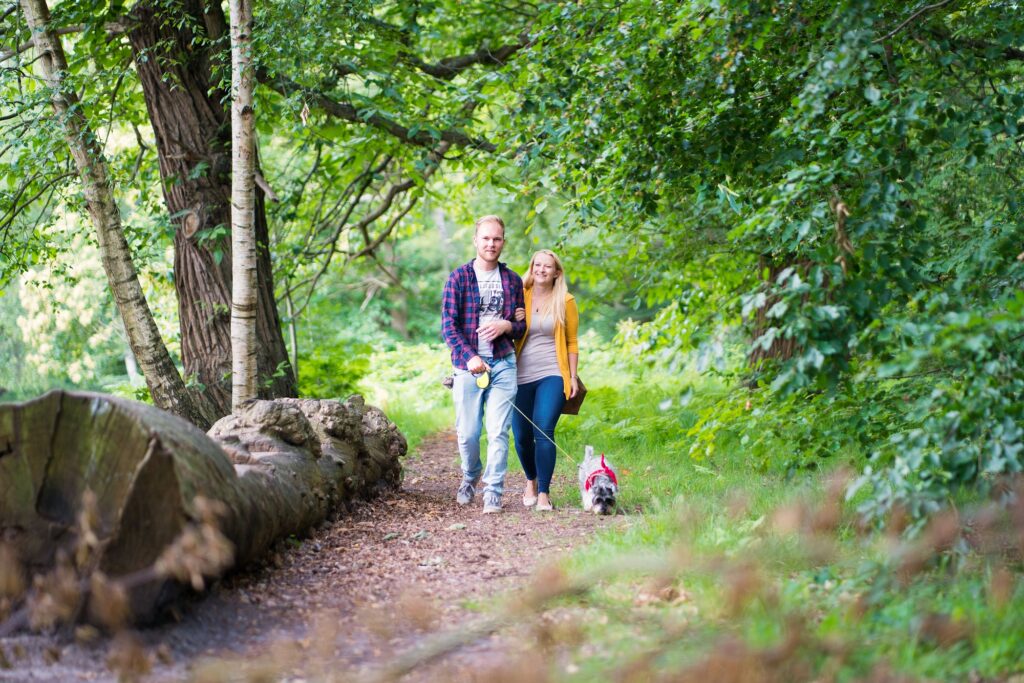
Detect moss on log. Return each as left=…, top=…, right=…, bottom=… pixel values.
left=0, top=390, right=405, bottom=623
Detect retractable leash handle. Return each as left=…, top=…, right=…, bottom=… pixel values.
left=472, top=361, right=492, bottom=388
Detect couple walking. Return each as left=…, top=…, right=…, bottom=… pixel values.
left=441, top=215, right=580, bottom=514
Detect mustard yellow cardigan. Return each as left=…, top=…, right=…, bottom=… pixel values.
left=514, top=288, right=579, bottom=398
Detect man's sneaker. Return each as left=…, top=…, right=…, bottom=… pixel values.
left=482, top=492, right=502, bottom=514
left=456, top=479, right=478, bottom=506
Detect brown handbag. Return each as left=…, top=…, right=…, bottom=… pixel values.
left=561, top=376, right=587, bottom=415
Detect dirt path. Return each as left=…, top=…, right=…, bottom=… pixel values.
left=1, top=431, right=626, bottom=681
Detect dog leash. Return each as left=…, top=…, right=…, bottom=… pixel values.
left=502, top=396, right=580, bottom=466
left=451, top=366, right=580, bottom=466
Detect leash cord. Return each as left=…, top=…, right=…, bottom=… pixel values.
left=502, top=397, right=579, bottom=466
left=451, top=366, right=579, bottom=466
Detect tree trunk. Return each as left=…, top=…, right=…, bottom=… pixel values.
left=385, top=242, right=410, bottom=339
left=285, top=291, right=299, bottom=381
left=747, top=256, right=808, bottom=368
left=127, top=0, right=296, bottom=417
left=0, top=390, right=405, bottom=625
left=229, top=0, right=258, bottom=409
left=18, top=0, right=215, bottom=429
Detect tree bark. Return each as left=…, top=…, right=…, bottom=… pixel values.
left=747, top=257, right=809, bottom=369
left=18, top=0, right=215, bottom=429
left=229, top=0, right=258, bottom=409
left=126, top=0, right=296, bottom=417
left=0, top=390, right=405, bottom=625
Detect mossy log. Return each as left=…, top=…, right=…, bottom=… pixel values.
left=0, top=390, right=405, bottom=623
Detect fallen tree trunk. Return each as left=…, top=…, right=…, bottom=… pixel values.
left=0, top=390, right=405, bottom=624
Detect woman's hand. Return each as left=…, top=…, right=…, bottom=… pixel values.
left=569, top=376, right=579, bottom=398
left=514, top=307, right=526, bottom=322
left=477, top=320, right=512, bottom=342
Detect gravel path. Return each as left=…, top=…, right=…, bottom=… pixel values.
left=1, top=430, right=626, bottom=681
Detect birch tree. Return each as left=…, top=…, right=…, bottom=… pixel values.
left=17, top=0, right=215, bottom=428
left=229, top=0, right=257, bottom=410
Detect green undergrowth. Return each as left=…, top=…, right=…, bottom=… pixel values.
left=358, top=342, right=453, bottom=453
left=363, top=338, right=1023, bottom=681
left=547, top=378, right=1024, bottom=682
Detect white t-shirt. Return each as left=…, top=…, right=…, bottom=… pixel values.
left=474, top=265, right=503, bottom=358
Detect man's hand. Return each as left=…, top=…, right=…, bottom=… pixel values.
left=476, top=319, right=512, bottom=343
left=467, top=355, right=489, bottom=374
left=514, top=307, right=526, bottom=322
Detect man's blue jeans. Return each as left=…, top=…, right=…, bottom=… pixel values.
left=452, top=354, right=517, bottom=497
left=511, top=375, right=566, bottom=495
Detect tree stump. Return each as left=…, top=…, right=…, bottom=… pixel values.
left=0, top=390, right=405, bottom=624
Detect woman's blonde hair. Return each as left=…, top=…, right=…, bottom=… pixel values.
left=523, top=249, right=568, bottom=325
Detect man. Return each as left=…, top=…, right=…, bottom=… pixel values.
left=441, top=215, right=526, bottom=513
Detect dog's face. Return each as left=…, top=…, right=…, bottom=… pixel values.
left=589, top=475, right=617, bottom=515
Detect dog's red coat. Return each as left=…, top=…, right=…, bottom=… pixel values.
left=584, top=454, right=618, bottom=491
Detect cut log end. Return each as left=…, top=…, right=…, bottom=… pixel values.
left=0, top=390, right=406, bottom=626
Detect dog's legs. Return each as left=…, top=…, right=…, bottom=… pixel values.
left=582, top=489, right=593, bottom=512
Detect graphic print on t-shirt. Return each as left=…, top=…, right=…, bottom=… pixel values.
left=474, top=266, right=504, bottom=358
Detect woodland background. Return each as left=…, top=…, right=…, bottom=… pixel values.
left=2, top=1, right=1024, bottom=679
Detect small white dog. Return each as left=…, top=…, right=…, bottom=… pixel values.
left=578, top=446, right=619, bottom=515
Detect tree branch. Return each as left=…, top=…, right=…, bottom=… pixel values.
left=348, top=192, right=418, bottom=261
left=874, top=0, right=957, bottom=43
left=0, top=171, right=74, bottom=230
left=287, top=142, right=450, bottom=317
left=402, top=31, right=533, bottom=81
left=1, top=22, right=126, bottom=62
left=255, top=67, right=496, bottom=152
left=254, top=170, right=278, bottom=202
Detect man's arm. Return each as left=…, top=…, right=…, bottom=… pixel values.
left=441, top=275, right=475, bottom=367
left=509, top=276, right=526, bottom=340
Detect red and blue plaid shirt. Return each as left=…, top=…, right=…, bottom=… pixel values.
left=441, top=260, right=526, bottom=369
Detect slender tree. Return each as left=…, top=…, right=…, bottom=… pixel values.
left=17, top=0, right=215, bottom=428
left=229, top=0, right=257, bottom=409
left=126, top=0, right=296, bottom=415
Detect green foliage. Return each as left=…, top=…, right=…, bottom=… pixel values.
left=508, top=0, right=1024, bottom=523
left=357, top=342, right=453, bottom=451
left=538, top=358, right=1024, bottom=681
left=4, top=0, right=1021, bottom=529
left=298, top=343, right=371, bottom=401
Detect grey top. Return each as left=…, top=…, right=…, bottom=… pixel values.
left=517, top=313, right=561, bottom=385
left=474, top=264, right=503, bottom=358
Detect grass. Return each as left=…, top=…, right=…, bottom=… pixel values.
left=360, top=339, right=1024, bottom=682
left=549, top=374, right=1024, bottom=682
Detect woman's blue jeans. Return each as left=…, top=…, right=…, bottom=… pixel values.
left=512, top=375, right=566, bottom=494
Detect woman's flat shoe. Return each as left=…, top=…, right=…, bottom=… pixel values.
left=522, top=495, right=538, bottom=507
left=535, top=501, right=554, bottom=512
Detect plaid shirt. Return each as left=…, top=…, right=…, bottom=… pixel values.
left=441, top=260, right=526, bottom=369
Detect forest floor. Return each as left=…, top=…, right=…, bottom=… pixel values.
left=1, top=430, right=627, bottom=682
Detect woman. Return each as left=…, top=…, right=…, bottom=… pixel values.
left=512, top=249, right=579, bottom=511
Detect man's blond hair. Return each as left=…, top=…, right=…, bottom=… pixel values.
left=474, top=214, right=506, bottom=235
